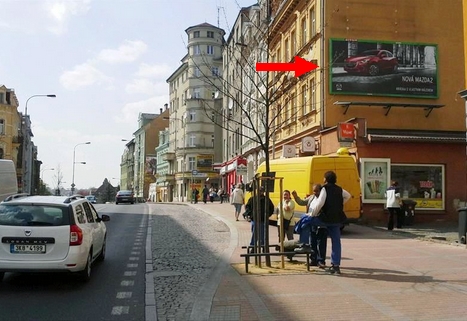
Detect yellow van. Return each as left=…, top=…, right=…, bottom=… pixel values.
left=253, top=150, right=361, bottom=223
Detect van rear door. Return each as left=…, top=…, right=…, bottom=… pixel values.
left=0, top=160, right=18, bottom=202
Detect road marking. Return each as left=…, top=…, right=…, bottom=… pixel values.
left=129, top=256, right=140, bottom=261
left=124, top=271, right=137, bottom=276
left=111, top=306, right=129, bottom=315
left=121, top=280, right=135, bottom=286
left=131, top=251, right=141, bottom=255
left=116, top=292, right=132, bottom=299
left=127, top=263, right=138, bottom=268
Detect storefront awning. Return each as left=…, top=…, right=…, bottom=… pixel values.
left=367, top=129, right=466, bottom=144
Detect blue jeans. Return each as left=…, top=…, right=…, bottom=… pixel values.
left=310, top=226, right=328, bottom=264
left=250, top=221, right=267, bottom=246
left=298, top=216, right=342, bottom=266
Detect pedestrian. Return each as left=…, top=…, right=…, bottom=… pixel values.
left=230, top=183, right=245, bottom=221
left=293, top=171, right=350, bottom=274
left=209, top=186, right=216, bottom=203
left=292, top=184, right=328, bottom=268
left=218, top=187, right=224, bottom=203
left=276, top=189, right=295, bottom=242
left=385, top=180, right=402, bottom=230
left=202, top=185, right=209, bottom=204
left=246, top=186, right=275, bottom=251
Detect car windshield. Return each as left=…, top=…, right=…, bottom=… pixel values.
left=118, top=191, right=132, bottom=196
left=0, top=204, right=68, bottom=226
left=360, top=50, right=379, bottom=56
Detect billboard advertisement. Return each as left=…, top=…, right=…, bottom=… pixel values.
left=197, top=155, right=213, bottom=170
left=330, top=39, right=438, bottom=98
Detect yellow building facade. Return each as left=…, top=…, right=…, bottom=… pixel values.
left=0, top=85, right=21, bottom=178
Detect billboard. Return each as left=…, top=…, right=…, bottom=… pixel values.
left=330, top=39, right=438, bottom=98
left=197, top=155, right=213, bottom=170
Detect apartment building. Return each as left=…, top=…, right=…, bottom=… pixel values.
left=0, top=85, right=21, bottom=189
left=166, top=22, right=225, bottom=202
left=120, top=138, right=135, bottom=191
left=264, top=0, right=465, bottom=223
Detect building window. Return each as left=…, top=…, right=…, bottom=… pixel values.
left=193, top=31, right=200, bottom=38
left=193, top=45, right=201, bottom=55
left=193, top=67, right=201, bottom=77
left=211, top=135, right=214, bottom=147
left=189, top=111, right=196, bottom=122
left=193, top=88, right=201, bottom=99
left=291, top=92, right=297, bottom=121
left=0, top=148, right=3, bottom=159
left=301, top=17, right=307, bottom=47
left=189, top=135, right=196, bottom=147
left=212, top=67, right=219, bottom=76
left=285, top=37, right=290, bottom=61
left=188, top=157, right=195, bottom=170
left=207, top=45, right=214, bottom=55
left=0, top=119, right=4, bottom=135
left=310, top=79, right=316, bottom=111
left=301, top=84, right=308, bottom=116
left=207, top=31, right=214, bottom=38
left=291, top=30, right=296, bottom=56
left=0, top=93, right=3, bottom=104
left=310, top=7, right=316, bottom=37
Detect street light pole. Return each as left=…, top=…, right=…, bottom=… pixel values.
left=40, top=168, right=54, bottom=195
left=22, top=94, right=56, bottom=194
left=71, top=141, right=91, bottom=194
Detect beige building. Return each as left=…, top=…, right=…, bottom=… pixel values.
left=0, top=85, right=21, bottom=187
left=166, top=22, right=225, bottom=201
left=263, top=0, right=466, bottom=224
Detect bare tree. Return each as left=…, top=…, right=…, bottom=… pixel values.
left=52, top=164, right=65, bottom=196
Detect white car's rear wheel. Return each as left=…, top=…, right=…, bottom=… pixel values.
left=97, top=238, right=106, bottom=262
left=78, top=251, right=92, bottom=282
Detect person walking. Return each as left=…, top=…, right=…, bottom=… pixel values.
left=294, top=171, right=350, bottom=274
left=230, top=183, right=245, bottom=221
left=276, top=190, right=295, bottom=242
left=292, top=184, right=328, bottom=268
left=385, top=180, right=402, bottom=230
left=202, top=185, right=209, bottom=204
left=246, top=186, right=275, bottom=250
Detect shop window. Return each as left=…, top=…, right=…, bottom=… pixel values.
left=391, top=164, right=444, bottom=210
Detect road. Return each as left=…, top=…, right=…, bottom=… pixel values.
left=0, top=203, right=148, bottom=321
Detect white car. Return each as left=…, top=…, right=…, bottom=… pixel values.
left=0, top=194, right=110, bottom=282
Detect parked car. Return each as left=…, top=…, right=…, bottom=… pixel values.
left=0, top=194, right=110, bottom=282
left=115, top=190, right=134, bottom=204
left=344, top=49, right=398, bottom=76
left=85, top=195, right=97, bottom=204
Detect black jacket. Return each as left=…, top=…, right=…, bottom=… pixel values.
left=320, top=184, right=347, bottom=224
left=245, top=194, right=275, bottom=223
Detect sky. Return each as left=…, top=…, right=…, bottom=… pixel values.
left=0, top=0, right=255, bottom=191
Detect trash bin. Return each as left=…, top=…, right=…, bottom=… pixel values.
left=457, top=207, right=467, bottom=244
left=401, top=200, right=417, bottom=226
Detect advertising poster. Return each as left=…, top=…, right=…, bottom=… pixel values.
left=197, top=155, right=213, bottom=170
left=360, top=158, right=390, bottom=203
left=145, top=156, right=157, bottom=175
left=330, top=39, right=438, bottom=98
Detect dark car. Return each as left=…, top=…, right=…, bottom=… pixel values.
left=115, top=190, right=134, bottom=204
left=344, top=50, right=398, bottom=76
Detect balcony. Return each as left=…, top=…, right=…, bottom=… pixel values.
left=162, top=152, right=175, bottom=161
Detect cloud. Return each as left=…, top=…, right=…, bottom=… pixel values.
left=114, top=95, right=169, bottom=125
left=97, top=40, right=148, bottom=64
left=135, top=63, right=172, bottom=78
left=45, top=0, right=91, bottom=35
left=60, top=62, right=113, bottom=90
left=125, top=79, right=167, bottom=95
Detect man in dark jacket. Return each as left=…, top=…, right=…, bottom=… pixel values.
left=246, top=186, right=275, bottom=249
left=294, top=171, right=350, bottom=274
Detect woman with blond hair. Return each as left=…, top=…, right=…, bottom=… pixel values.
left=230, top=183, right=244, bottom=221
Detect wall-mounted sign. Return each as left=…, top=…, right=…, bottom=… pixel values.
left=360, top=158, right=390, bottom=204
left=197, top=155, right=213, bottom=170
left=337, top=123, right=355, bottom=142
left=330, top=39, right=438, bottom=98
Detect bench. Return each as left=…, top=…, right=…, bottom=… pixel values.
left=240, top=245, right=311, bottom=273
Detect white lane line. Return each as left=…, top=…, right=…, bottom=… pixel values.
left=121, top=280, right=135, bottom=286
left=111, top=306, right=129, bottom=315
left=124, top=271, right=137, bottom=276
left=127, top=263, right=138, bottom=268
left=129, top=257, right=140, bottom=261
left=116, top=292, right=132, bottom=299
left=131, top=251, right=141, bottom=255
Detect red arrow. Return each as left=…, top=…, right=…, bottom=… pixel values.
left=256, top=56, right=318, bottom=77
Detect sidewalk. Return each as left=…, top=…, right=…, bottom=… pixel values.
left=188, top=201, right=467, bottom=321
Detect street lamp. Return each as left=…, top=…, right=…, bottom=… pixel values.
left=164, top=116, right=187, bottom=201
left=21, top=94, right=56, bottom=194
left=71, top=142, right=91, bottom=194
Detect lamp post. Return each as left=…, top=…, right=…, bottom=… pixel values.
left=71, top=142, right=91, bottom=194
left=164, top=116, right=186, bottom=201
left=21, top=94, right=56, bottom=194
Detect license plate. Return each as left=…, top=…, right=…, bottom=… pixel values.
left=10, top=244, right=46, bottom=254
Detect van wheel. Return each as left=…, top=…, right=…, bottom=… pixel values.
left=78, top=251, right=92, bottom=282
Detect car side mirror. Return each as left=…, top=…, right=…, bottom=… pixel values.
left=100, top=214, right=110, bottom=222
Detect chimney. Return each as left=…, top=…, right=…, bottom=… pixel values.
left=160, top=108, right=163, bottom=114
left=164, top=103, right=168, bottom=110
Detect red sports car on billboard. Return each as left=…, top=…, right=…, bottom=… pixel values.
left=344, top=50, right=398, bottom=76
